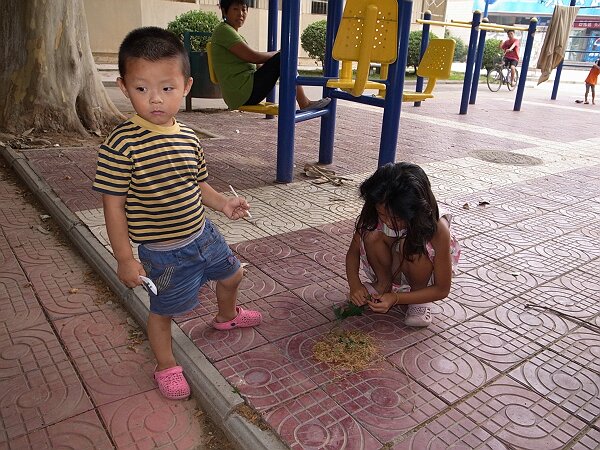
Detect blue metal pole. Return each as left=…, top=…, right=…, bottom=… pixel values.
left=483, top=0, right=490, bottom=18
left=318, top=0, right=343, bottom=165
left=266, top=0, right=278, bottom=118
left=276, top=0, right=300, bottom=183
left=514, top=18, right=538, bottom=111
left=552, top=0, right=577, bottom=100
left=414, top=10, right=431, bottom=107
left=379, top=0, right=413, bottom=166
left=469, top=17, right=488, bottom=104
left=459, top=10, right=482, bottom=115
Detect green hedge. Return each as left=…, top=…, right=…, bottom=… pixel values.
left=301, top=20, right=327, bottom=65
left=167, top=10, right=221, bottom=51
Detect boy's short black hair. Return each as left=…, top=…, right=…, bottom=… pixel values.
left=219, top=0, right=250, bottom=13
left=118, top=26, right=191, bottom=79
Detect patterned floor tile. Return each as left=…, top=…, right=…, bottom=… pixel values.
left=0, top=322, right=68, bottom=381
left=456, top=376, right=588, bottom=449
left=0, top=273, right=46, bottom=332
left=7, top=410, right=113, bottom=450
left=550, top=328, right=600, bottom=374
left=446, top=273, right=515, bottom=313
left=252, top=292, right=329, bottom=342
left=305, top=244, right=347, bottom=278
left=445, top=317, right=541, bottom=372
left=392, top=408, right=509, bottom=449
left=428, top=298, right=478, bottom=333
left=179, top=315, right=267, bottom=363
left=458, top=234, right=518, bottom=272
left=315, top=219, right=356, bottom=247
left=236, top=265, right=287, bottom=304
left=508, top=350, right=600, bottom=424
left=215, top=343, right=318, bottom=411
left=254, top=254, right=337, bottom=290
left=292, top=277, right=350, bottom=321
left=276, top=228, right=341, bottom=255
left=98, top=389, right=207, bottom=449
left=446, top=211, right=503, bottom=240
left=172, top=286, right=218, bottom=324
left=518, top=282, right=600, bottom=321
left=389, top=335, right=501, bottom=405
left=54, top=308, right=133, bottom=359
left=470, top=261, right=547, bottom=297
left=570, top=427, right=600, bottom=450
left=265, top=389, right=382, bottom=450
left=231, top=235, right=300, bottom=262
left=324, top=360, right=447, bottom=442
left=0, top=361, right=93, bottom=443
left=74, top=344, right=156, bottom=406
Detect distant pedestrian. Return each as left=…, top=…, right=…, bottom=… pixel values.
left=501, top=30, right=520, bottom=86
left=345, top=162, right=461, bottom=328
left=578, top=59, right=600, bottom=105
left=93, top=27, right=261, bottom=400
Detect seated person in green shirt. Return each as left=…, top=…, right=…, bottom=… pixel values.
left=211, top=0, right=330, bottom=111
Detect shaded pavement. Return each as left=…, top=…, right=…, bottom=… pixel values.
left=1, top=80, right=600, bottom=449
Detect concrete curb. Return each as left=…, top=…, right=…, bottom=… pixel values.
left=0, top=144, right=288, bottom=450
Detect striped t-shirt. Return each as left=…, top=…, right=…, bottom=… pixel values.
left=93, top=115, right=208, bottom=243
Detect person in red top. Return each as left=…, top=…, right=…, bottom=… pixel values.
left=584, top=59, right=600, bottom=105
left=501, top=30, right=519, bottom=86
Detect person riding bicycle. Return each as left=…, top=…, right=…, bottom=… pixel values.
left=501, top=30, right=519, bottom=86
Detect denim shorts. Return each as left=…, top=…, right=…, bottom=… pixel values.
left=138, top=219, right=240, bottom=316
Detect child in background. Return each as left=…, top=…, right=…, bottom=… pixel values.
left=93, top=27, right=261, bottom=400
left=583, top=59, right=599, bottom=105
left=346, top=162, right=460, bottom=327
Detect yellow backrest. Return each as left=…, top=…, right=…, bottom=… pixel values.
left=416, top=39, right=456, bottom=80
left=206, top=41, right=219, bottom=85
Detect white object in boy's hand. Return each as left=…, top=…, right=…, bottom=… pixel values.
left=139, top=275, right=157, bottom=295
left=228, top=184, right=253, bottom=218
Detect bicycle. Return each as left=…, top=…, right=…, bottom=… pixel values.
left=487, top=58, right=519, bottom=92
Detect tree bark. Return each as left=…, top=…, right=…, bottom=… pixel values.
left=0, top=0, right=124, bottom=136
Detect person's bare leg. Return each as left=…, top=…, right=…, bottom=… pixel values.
left=592, top=85, right=596, bottom=105
left=214, top=267, right=243, bottom=323
left=296, top=85, right=311, bottom=109
left=148, top=313, right=176, bottom=371
left=402, top=254, right=434, bottom=295
left=363, top=231, right=394, bottom=294
left=511, top=66, right=516, bottom=85
left=585, top=84, right=590, bottom=103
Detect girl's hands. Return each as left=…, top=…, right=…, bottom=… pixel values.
left=367, top=292, right=398, bottom=313
left=222, top=196, right=251, bottom=220
left=349, top=283, right=370, bottom=306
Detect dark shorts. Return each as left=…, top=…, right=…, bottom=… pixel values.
left=244, top=52, right=280, bottom=105
left=504, top=57, right=518, bottom=68
left=138, top=219, right=240, bottom=316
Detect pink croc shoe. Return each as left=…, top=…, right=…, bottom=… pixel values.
left=213, top=306, right=262, bottom=330
left=154, top=366, right=190, bottom=400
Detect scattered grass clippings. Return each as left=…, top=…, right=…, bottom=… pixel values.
left=333, top=302, right=364, bottom=320
left=233, top=404, right=271, bottom=431
left=313, top=329, right=380, bottom=372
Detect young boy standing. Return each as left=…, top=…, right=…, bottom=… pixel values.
left=93, top=27, right=262, bottom=400
left=584, top=59, right=600, bottom=105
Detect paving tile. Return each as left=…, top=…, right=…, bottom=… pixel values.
left=0, top=273, right=46, bottom=332
left=570, top=427, right=600, bottom=450
left=54, top=308, right=133, bottom=359
left=456, top=376, right=588, bottom=449
left=252, top=291, right=329, bottom=342
left=215, top=343, right=318, bottom=411
left=179, top=315, right=267, bottom=363
left=254, top=254, right=337, bottom=290
left=315, top=219, right=356, bottom=247
left=458, top=234, right=518, bottom=272
left=445, top=317, right=541, bottom=372
left=172, top=285, right=218, bottom=324
left=428, top=298, right=478, bottom=333
left=275, top=228, right=345, bottom=255
left=74, top=344, right=156, bottom=407
left=292, top=277, right=350, bottom=321
left=98, top=389, right=206, bottom=449
left=444, top=209, right=503, bottom=240
left=392, top=408, right=509, bottom=449
left=0, top=322, right=68, bottom=381
left=470, top=261, right=547, bottom=297
left=389, top=335, right=501, bottom=405
left=264, top=388, right=382, bottom=450
left=482, top=224, right=549, bottom=250
left=235, top=265, right=287, bottom=304
left=0, top=201, right=41, bottom=231
left=305, top=244, right=347, bottom=278
left=484, top=298, right=577, bottom=347
left=6, top=410, right=113, bottom=450
left=508, top=350, right=600, bottom=424
left=446, top=273, right=515, bottom=313
left=0, top=361, right=93, bottom=443
left=324, top=360, right=447, bottom=442
left=550, top=328, right=600, bottom=374
left=231, top=235, right=300, bottom=262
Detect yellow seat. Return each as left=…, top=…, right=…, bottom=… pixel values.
left=206, top=41, right=279, bottom=115
left=401, top=38, right=455, bottom=102
left=326, top=0, right=398, bottom=97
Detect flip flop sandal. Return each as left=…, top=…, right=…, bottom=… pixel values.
left=213, top=306, right=262, bottom=330
left=575, top=100, right=583, bottom=103
left=154, top=366, right=190, bottom=400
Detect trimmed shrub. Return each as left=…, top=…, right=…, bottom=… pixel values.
left=407, top=30, right=439, bottom=71
left=167, top=10, right=221, bottom=52
left=483, top=38, right=503, bottom=72
left=301, top=20, right=327, bottom=65
left=445, top=30, right=467, bottom=62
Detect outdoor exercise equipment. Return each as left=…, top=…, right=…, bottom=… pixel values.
left=205, top=41, right=279, bottom=115
left=325, top=0, right=398, bottom=97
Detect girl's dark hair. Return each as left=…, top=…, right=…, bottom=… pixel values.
left=118, top=26, right=190, bottom=78
left=356, top=162, right=439, bottom=260
left=219, top=0, right=250, bottom=15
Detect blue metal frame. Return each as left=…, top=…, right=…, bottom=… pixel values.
left=469, top=18, right=488, bottom=105
left=265, top=0, right=278, bottom=118
left=551, top=0, right=577, bottom=100
left=460, top=10, right=482, bottom=115
left=514, top=18, right=538, bottom=111
left=414, top=10, right=431, bottom=107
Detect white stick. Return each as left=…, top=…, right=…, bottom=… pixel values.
left=228, top=184, right=253, bottom=218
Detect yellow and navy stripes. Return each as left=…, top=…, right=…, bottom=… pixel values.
left=93, top=115, right=208, bottom=243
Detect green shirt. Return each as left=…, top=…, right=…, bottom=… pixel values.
left=211, top=21, right=255, bottom=109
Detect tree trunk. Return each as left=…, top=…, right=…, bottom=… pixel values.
left=0, top=0, right=124, bottom=136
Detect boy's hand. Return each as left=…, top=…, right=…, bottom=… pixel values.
left=222, top=196, right=251, bottom=220
left=367, top=292, right=397, bottom=313
left=117, top=258, right=145, bottom=289
left=349, top=284, right=370, bottom=306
